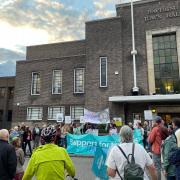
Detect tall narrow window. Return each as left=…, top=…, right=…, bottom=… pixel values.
left=27, top=107, right=43, bottom=120
left=48, top=106, right=65, bottom=120
left=31, top=72, right=40, bottom=95
left=0, top=87, right=6, bottom=98
left=52, top=70, right=62, bottom=94
left=153, top=34, right=180, bottom=94
left=100, top=57, right=107, bottom=87
left=74, top=68, right=84, bottom=93
left=70, top=106, right=84, bottom=120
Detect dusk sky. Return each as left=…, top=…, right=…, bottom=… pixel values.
left=0, top=0, right=140, bottom=77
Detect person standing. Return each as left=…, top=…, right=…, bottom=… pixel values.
left=0, top=129, right=17, bottom=180
left=32, top=124, right=41, bottom=149
left=148, top=116, right=168, bottom=180
left=12, top=137, right=25, bottom=180
left=24, top=126, right=32, bottom=156
left=22, top=125, right=75, bottom=180
left=106, top=125, right=157, bottom=180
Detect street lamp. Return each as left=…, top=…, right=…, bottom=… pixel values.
left=130, top=0, right=139, bottom=94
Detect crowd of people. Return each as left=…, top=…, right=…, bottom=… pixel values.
left=0, top=116, right=180, bottom=180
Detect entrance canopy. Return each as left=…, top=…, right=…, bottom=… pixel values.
left=109, top=94, right=180, bottom=103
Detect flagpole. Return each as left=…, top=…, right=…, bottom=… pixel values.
left=131, top=0, right=139, bottom=94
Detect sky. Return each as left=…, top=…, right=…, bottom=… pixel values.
left=0, top=0, right=141, bottom=77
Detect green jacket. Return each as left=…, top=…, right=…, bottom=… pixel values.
left=23, top=144, right=75, bottom=180
left=162, top=134, right=176, bottom=176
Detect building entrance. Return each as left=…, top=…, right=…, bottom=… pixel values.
left=158, top=113, right=180, bottom=124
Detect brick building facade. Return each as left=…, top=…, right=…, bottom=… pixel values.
left=0, top=77, right=15, bottom=129
left=2, top=0, right=180, bottom=128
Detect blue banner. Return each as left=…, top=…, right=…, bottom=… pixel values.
left=66, top=133, right=119, bottom=155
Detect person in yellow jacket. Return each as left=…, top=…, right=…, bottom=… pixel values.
left=23, top=125, right=75, bottom=180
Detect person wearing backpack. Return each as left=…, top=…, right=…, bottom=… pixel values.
left=168, top=117, right=180, bottom=180
left=106, top=125, right=157, bottom=180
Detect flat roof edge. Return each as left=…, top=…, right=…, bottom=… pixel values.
left=109, top=94, right=180, bottom=102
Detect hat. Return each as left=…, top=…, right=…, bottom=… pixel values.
left=154, top=116, right=162, bottom=124
left=175, top=129, right=180, bottom=147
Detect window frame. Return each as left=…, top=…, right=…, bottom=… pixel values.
left=100, top=57, right=107, bottom=87
left=74, top=68, right=85, bottom=94
left=31, top=72, right=40, bottom=95
left=52, top=70, right=62, bottom=95
left=70, top=106, right=84, bottom=120
left=48, top=106, right=65, bottom=120
left=27, top=107, right=43, bottom=121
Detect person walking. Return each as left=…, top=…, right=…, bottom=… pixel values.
left=22, top=125, right=75, bottom=180
left=0, top=129, right=17, bottom=180
left=148, top=116, right=168, bottom=180
left=12, top=137, right=25, bottom=180
left=106, top=125, right=157, bottom=180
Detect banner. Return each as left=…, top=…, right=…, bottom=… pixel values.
left=67, top=133, right=119, bottom=155
left=91, top=146, right=109, bottom=180
left=83, top=108, right=110, bottom=124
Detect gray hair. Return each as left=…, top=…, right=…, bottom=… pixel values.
left=120, top=125, right=133, bottom=143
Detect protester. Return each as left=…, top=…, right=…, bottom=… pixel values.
left=148, top=116, right=168, bottom=180
left=22, top=125, right=75, bottom=180
left=161, top=119, right=177, bottom=180
left=109, top=124, right=118, bottom=135
left=61, top=124, right=70, bottom=148
left=106, top=125, right=157, bottom=180
left=143, top=121, right=150, bottom=149
left=32, top=124, right=41, bottom=149
left=73, top=123, right=83, bottom=135
left=12, top=137, right=25, bottom=180
left=0, top=129, right=17, bottom=180
left=9, top=126, right=20, bottom=144
left=23, top=126, right=32, bottom=156
left=168, top=117, right=180, bottom=180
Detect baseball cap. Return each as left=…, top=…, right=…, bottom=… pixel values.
left=154, top=116, right=162, bottom=124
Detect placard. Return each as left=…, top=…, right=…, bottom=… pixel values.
left=65, top=116, right=71, bottom=124
left=80, top=116, right=85, bottom=123
left=144, top=110, right=153, bottom=120
left=56, top=113, right=64, bottom=122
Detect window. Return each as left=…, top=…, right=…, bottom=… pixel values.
left=70, top=106, right=84, bottom=120
left=7, top=110, right=12, bottom=121
left=100, top=57, right=107, bottom=87
left=0, top=110, right=3, bottom=121
left=48, top=106, right=65, bottom=120
left=153, top=34, right=180, bottom=94
left=74, top=68, right=84, bottom=93
left=52, top=70, right=62, bottom=94
left=31, top=72, right=40, bottom=95
left=0, top=87, right=6, bottom=98
left=8, top=87, right=14, bottom=99
left=27, top=107, right=43, bottom=120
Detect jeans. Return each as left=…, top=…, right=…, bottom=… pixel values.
left=152, top=153, right=161, bottom=180
left=167, top=176, right=176, bottom=180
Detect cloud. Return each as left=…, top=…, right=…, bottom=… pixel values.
left=0, top=48, right=25, bottom=77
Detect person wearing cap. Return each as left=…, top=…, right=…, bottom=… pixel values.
left=22, top=125, right=75, bottom=180
left=148, top=116, right=169, bottom=180
left=106, top=125, right=157, bottom=180
left=0, top=129, right=17, bottom=180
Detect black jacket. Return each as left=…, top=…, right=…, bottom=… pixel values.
left=0, top=139, right=17, bottom=180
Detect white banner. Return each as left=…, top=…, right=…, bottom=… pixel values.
left=83, top=108, right=110, bottom=124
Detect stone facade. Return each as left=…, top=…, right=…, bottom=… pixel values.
left=7, top=0, right=180, bottom=127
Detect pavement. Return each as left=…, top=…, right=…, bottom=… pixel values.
left=24, top=155, right=166, bottom=180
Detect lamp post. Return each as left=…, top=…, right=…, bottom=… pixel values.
left=130, top=0, right=139, bottom=94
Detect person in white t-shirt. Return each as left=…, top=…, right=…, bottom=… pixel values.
left=106, top=125, right=157, bottom=180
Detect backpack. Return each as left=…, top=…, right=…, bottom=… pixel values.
left=168, top=133, right=180, bottom=165
left=116, top=143, right=144, bottom=180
